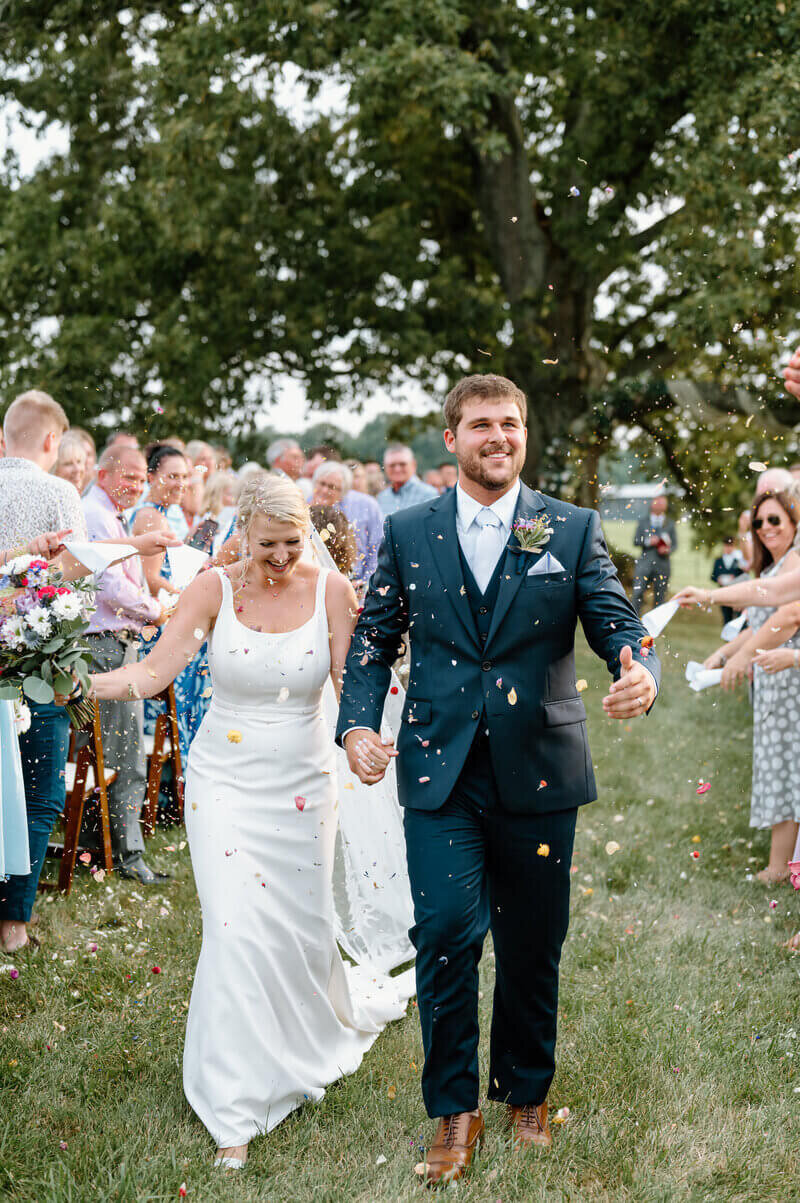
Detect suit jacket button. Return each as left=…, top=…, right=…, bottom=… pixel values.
left=471, top=710, right=480, bottom=720
left=481, top=661, right=491, bottom=671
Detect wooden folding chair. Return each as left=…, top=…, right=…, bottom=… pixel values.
left=143, top=683, right=184, bottom=836
left=42, top=702, right=116, bottom=894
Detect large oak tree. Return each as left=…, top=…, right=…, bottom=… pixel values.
left=2, top=1, right=799, bottom=507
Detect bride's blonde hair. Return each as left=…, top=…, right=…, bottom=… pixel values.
left=236, top=471, right=310, bottom=537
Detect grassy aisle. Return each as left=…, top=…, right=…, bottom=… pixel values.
left=2, top=610, right=798, bottom=1202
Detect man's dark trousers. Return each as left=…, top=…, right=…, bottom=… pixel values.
left=404, top=729, right=577, bottom=1119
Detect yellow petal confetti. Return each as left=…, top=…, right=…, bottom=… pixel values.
left=542, top=358, right=559, bottom=365
left=576, top=679, right=588, bottom=692
left=552, top=1106, right=571, bottom=1124
left=537, top=843, right=550, bottom=857
left=508, top=687, right=517, bottom=706
left=691, top=834, right=701, bottom=843
left=387, top=1085, right=396, bottom=1099
left=227, top=730, right=242, bottom=743
left=319, top=528, right=330, bottom=542
left=605, top=840, right=621, bottom=855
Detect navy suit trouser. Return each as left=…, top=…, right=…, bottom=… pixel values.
left=403, top=732, right=577, bottom=1118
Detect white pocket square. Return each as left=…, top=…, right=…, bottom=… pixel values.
left=527, top=552, right=566, bottom=576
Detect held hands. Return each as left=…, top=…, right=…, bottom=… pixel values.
left=344, top=729, right=398, bottom=785
left=602, top=645, right=656, bottom=720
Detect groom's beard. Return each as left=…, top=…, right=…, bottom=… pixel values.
left=457, top=443, right=525, bottom=492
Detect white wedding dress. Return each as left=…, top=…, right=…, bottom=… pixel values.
left=183, top=566, right=414, bottom=1147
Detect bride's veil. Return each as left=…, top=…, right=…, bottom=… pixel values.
left=306, top=526, right=415, bottom=973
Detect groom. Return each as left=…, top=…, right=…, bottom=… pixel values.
left=337, top=374, right=659, bottom=1185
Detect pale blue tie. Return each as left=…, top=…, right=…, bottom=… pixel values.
left=472, top=508, right=505, bottom=593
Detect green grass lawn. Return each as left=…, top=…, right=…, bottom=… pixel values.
left=602, top=519, right=715, bottom=593
left=2, top=611, right=799, bottom=1202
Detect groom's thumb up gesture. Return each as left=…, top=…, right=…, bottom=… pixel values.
left=602, top=644, right=656, bottom=719
left=344, top=729, right=399, bottom=785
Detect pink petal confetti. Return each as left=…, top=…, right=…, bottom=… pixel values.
left=79, top=851, right=92, bottom=864
left=59, top=1141, right=68, bottom=1150
left=769, top=899, right=778, bottom=910
left=87, top=941, right=98, bottom=952
left=605, top=841, right=621, bottom=855
left=179, top=1186, right=187, bottom=1199
left=295, top=795, right=306, bottom=811
left=151, top=965, right=161, bottom=975
left=9, top=968, right=19, bottom=980
left=789, top=861, right=800, bottom=890
left=418, top=776, right=431, bottom=784
left=696, top=782, right=711, bottom=795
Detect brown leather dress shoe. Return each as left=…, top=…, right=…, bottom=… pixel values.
left=507, top=1101, right=552, bottom=1149
left=417, top=1110, right=484, bottom=1186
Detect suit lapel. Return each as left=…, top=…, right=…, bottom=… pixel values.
left=484, top=483, right=546, bottom=649
left=425, top=490, right=481, bottom=649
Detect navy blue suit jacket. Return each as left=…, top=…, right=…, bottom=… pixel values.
left=336, top=483, right=660, bottom=813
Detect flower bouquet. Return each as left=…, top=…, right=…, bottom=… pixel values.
left=0, top=554, right=95, bottom=727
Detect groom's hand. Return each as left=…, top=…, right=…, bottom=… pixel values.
left=602, top=645, right=656, bottom=719
left=344, top=729, right=398, bottom=785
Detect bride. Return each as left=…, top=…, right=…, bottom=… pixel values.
left=89, top=474, right=411, bottom=1169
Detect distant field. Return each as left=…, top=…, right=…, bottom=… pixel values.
left=603, top=518, right=715, bottom=594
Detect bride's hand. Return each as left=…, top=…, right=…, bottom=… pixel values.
left=344, top=730, right=398, bottom=785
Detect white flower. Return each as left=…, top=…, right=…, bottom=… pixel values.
left=3, top=554, right=33, bottom=575
left=25, top=606, right=52, bottom=637
left=51, top=591, right=83, bottom=621
left=0, top=616, right=26, bottom=649
left=12, top=699, right=31, bottom=734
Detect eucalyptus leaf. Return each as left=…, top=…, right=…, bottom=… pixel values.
left=22, top=676, right=55, bottom=704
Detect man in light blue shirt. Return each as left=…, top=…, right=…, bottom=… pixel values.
left=377, top=444, right=438, bottom=516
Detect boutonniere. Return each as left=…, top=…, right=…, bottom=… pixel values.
left=512, top=515, right=553, bottom=555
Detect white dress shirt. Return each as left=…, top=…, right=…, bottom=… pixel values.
left=455, top=481, right=520, bottom=593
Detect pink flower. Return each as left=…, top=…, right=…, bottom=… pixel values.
left=37, top=585, right=57, bottom=599
left=56, top=586, right=70, bottom=596
left=30, top=559, right=48, bottom=569
left=788, top=860, right=800, bottom=890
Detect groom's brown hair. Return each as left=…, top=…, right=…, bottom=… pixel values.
left=443, top=374, right=527, bottom=432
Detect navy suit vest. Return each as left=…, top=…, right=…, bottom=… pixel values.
left=456, top=540, right=504, bottom=646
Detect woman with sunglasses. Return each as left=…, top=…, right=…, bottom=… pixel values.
left=698, top=490, right=800, bottom=883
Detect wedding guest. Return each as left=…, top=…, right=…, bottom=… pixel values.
left=213, top=446, right=232, bottom=472
left=181, top=469, right=206, bottom=535
left=377, top=444, right=438, bottom=516
left=346, top=459, right=368, bottom=493
left=71, top=427, right=97, bottom=491
left=341, top=471, right=383, bottom=589
left=0, top=391, right=87, bottom=952
left=757, top=467, right=794, bottom=493
left=702, top=490, right=800, bottom=883
left=52, top=431, right=88, bottom=493
left=310, top=504, right=357, bottom=578
left=300, top=445, right=340, bottom=501
left=364, top=460, right=384, bottom=497
left=81, top=446, right=171, bottom=885
left=134, top=444, right=191, bottom=542
left=238, top=461, right=265, bottom=482
left=133, top=445, right=201, bottom=757
left=104, top=431, right=139, bottom=453
left=187, top=472, right=241, bottom=556
left=423, top=468, right=444, bottom=493
left=711, top=537, right=748, bottom=625
left=438, top=460, right=458, bottom=490
left=186, top=440, right=217, bottom=481
left=266, top=438, right=306, bottom=486
left=737, top=509, right=754, bottom=571
left=631, top=495, right=678, bottom=614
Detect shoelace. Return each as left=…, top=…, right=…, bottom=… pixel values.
left=442, top=1115, right=459, bottom=1148
left=519, top=1104, right=543, bottom=1132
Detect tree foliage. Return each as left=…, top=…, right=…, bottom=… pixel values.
left=2, top=1, right=800, bottom=505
